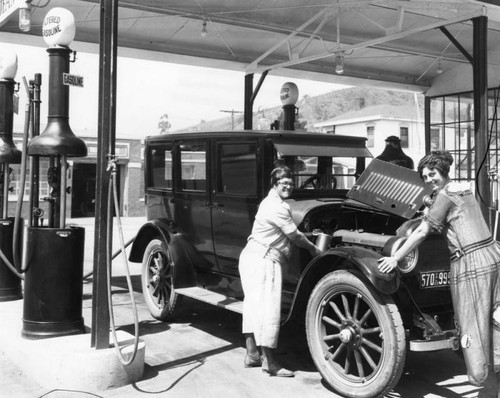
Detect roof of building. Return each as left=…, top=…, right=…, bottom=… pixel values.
left=315, top=104, right=422, bottom=127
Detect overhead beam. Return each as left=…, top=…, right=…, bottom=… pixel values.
left=246, top=11, right=484, bottom=74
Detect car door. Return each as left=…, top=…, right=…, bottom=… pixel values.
left=174, top=139, right=217, bottom=270
left=211, top=139, right=260, bottom=280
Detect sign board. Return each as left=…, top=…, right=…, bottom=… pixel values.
left=0, top=0, right=20, bottom=27
left=63, top=73, right=84, bottom=87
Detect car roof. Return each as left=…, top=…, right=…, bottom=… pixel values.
left=145, top=130, right=372, bottom=157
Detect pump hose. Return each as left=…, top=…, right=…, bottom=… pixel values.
left=106, top=161, right=139, bottom=366
left=82, top=237, right=134, bottom=280
left=13, top=79, right=32, bottom=275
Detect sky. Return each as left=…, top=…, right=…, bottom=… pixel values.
left=0, top=41, right=347, bottom=139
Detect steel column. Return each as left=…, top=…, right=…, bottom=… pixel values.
left=473, top=16, right=490, bottom=224
left=244, top=74, right=253, bottom=130
left=244, top=71, right=269, bottom=130
left=424, top=96, right=431, bottom=154
left=91, top=0, right=118, bottom=349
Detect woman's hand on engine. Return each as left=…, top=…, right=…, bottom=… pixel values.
left=378, top=256, right=399, bottom=273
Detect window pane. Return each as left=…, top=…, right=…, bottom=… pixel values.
left=149, top=145, right=172, bottom=189
left=430, top=98, right=443, bottom=124
left=180, top=143, right=206, bottom=191
left=444, top=96, right=459, bottom=122
left=430, top=128, right=441, bottom=150
left=400, top=127, right=409, bottom=148
left=459, top=94, right=474, bottom=122
left=367, top=126, right=374, bottom=147
left=219, top=143, right=257, bottom=195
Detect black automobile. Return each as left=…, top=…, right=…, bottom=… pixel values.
left=129, top=130, right=458, bottom=398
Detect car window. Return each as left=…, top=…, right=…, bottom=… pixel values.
left=179, top=142, right=207, bottom=191
left=275, top=155, right=358, bottom=190
left=148, top=144, right=173, bottom=190
left=218, top=142, right=257, bottom=195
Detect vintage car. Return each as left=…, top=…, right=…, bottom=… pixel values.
left=129, top=130, right=458, bottom=398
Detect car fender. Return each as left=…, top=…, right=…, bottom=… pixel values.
left=286, top=246, right=400, bottom=322
left=330, top=246, right=400, bottom=294
left=128, top=219, right=197, bottom=287
left=313, top=246, right=400, bottom=294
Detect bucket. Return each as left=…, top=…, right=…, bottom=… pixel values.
left=314, top=230, right=332, bottom=252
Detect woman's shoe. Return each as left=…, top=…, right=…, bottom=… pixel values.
left=244, top=354, right=262, bottom=368
left=262, top=362, right=295, bottom=377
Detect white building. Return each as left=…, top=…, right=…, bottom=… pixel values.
left=314, top=104, right=425, bottom=167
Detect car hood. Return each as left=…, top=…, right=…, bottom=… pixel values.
left=286, top=197, right=344, bottom=225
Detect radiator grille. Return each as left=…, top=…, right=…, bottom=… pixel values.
left=348, top=159, right=433, bottom=219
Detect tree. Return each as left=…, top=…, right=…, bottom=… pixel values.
left=158, top=114, right=171, bottom=134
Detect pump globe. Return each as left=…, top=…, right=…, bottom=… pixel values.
left=0, top=48, right=18, bottom=79
left=280, top=82, right=299, bottom=106
left=42, top=7, right=76, bottom=47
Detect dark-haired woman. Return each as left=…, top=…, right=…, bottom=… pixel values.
left=378, top=150, right=500, bottom=389
left=239, top=166, right=321, bottom=377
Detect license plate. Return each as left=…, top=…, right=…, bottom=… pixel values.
left=419, top=271, right=451, bottom=289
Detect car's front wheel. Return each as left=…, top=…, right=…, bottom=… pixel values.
left=141, top=238, right=179, bottom=321
left=306, top=270, right=406, bottom=398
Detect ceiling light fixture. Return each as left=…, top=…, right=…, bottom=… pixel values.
left=335, top=51, right=344, bottom=74
left=437, top=57, right=443, bottom=74
left=201, top=17, right=208, bottom=38
left=18, top=0, right=32, bottom=32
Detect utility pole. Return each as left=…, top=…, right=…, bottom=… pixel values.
left=220, top=109, right=243, bottom=130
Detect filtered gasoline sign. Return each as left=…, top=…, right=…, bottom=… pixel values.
left=63, top=73, right=84, bottom=87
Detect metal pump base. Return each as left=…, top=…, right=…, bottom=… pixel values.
left=22, top=226, right=86, bottom=339
left=0, top=218, right=22, bottom=302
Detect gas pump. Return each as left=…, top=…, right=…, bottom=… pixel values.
left=0, top=48, right=22, bottom=302
left=22, top=8, right=88, bottom=339
left=280, top=82, right=299, bottom=130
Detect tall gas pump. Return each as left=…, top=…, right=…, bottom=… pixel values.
left=280, top=82, right=299, bottom=130
left=22, top=8, right=88, bottom=339
left=0, top=49, right=22, bottom=302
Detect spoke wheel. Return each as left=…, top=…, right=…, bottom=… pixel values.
left=306, top=270, right=406, bottom=398
left=141, top=239, right=179, bottom=321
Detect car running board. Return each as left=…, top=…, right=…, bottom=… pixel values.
left=175, top=287, right=243, bottom=314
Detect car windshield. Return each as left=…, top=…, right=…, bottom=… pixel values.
left=274, top=155, right=359, bottom=191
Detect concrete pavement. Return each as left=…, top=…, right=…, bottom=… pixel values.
left=0, top=217, right=498, bottom=398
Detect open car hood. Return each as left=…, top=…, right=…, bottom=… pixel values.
left=347, top=159, right=433, bottom=219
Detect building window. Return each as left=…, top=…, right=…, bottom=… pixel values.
left=400, top=127, right=409, bottom=148
left=366, top=126, right=374, bottom=147
left=429, top=93, right=480, bottom=181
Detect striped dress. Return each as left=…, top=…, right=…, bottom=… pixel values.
left=425, top=182, right=500, bottom=386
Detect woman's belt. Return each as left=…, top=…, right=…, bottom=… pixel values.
left=450, top=237, right=494, bottom=262
left=247, top=238, right=286, bottom=263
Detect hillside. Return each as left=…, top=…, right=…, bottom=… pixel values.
left=173, top=86, right=423, bottom=133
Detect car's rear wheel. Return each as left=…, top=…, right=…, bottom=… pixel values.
left=306, top=270, right=406, bottom=398
left=141, top=239, right=179, bottom=321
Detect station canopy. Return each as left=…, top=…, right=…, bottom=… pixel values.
left=1, top=0, right=500, bottom=94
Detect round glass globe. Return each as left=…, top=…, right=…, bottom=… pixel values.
left=0, top=47, right=18, bottom=79
left=280, top=82, right=299, bottom=106
left=42, top=7, right=76, bottom=47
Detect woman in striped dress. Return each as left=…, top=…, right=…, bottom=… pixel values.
left=378, top=150, right=500, bottom=390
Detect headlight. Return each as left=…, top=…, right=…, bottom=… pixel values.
left=397, top=248, right=419, bottom=273
left=383, top=236, right=419, bottom=273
